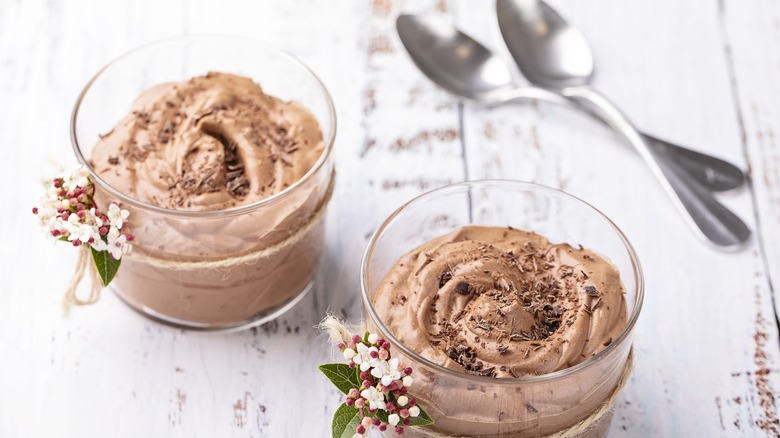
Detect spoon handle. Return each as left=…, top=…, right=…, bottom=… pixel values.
left=502, top=87, right=745, bottom=192
left=641, top=133, right=745, bottom=192
left=562, top=86, right=751, bottom=248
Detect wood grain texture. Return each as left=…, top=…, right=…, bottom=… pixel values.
left=0, top=0, right=778, bottom=437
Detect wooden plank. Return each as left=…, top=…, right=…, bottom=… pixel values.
left=453, top=0, right=780, bottom=436
left=721, top=0, right=780, bottom=322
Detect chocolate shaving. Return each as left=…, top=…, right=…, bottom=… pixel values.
left=584, top=286, right=600, bottom=297
left=454, top=281, right=471, bottom=295
left=439, top=270, right=453, bottom=288
left=222, top=140, right=248, bottom=198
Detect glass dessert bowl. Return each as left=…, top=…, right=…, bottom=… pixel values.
left=361, top=180, right=643, bottom=437
left=71, top=36, right=336, bottom=331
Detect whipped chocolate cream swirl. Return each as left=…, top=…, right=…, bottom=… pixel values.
left=373, top=226, right=627, bottom=378
left=91, top=72, right=324, bottom=211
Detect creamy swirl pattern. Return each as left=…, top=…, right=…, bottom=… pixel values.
left=90, top=72, right=324, bottom=211
left=373, top=225, right=627, bottom=378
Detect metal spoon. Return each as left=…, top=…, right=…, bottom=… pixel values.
left=397, top=13, right=750, bottom=248
left=396, top=14, right=744, bottom=193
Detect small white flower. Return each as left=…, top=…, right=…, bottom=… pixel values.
left=371, top=358, right=402, bottom=387
left=397, top=395, right=409, bottom=407
left=409, top=406, right=420, bottom=417
left=360, top=386, right=386, bottom=411
left=368, top=333, right=379, bottom=344
left=388, top=413, right=400, bottom=426
left=402, top=376, right=414, bottom=388
left=108, top=233, right=127, bottom=260
left=77, top=176, right=89, bottom=188
left=90, top=238, right=108, bottom=252
left=343, top=348, right=356, bottom=360
left=353, top=343, right=380, bottom=372
left=107, top=203, right=129, bottom=230
left=77, top=224, right=96, bottom=243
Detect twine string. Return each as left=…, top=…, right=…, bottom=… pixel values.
left=62, top=245, right=102, bottom=314
left=318, top=315, right=634, bottom=438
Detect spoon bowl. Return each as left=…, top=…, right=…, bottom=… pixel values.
left=397, top=14, right=519, bottom=103
left=497, top=0, right=594, bottom=88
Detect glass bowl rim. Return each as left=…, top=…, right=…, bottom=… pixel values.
left=70, top=34, right=337, bottom=219
left=360, top=179, right=644, bottom=384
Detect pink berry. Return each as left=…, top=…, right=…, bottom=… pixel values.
left=396, top=426, right=404, bottom=434
left=404, top=367, right=413, bottom=375
left=355, top=398, right=365, bottom=409
left=408, top=397, right=416, bottom=405
left=400, top=388, right=408, bottom=395
left=373, top=418, right=381, bottom=426
left=99, top=227, right=108, bottom=236
left=32, top=207, right=38, bottom=214
left=400, top=409, right=409, bottom=418
left=53, top=179, right=61, bottom=188
left=349, top=362, right=356, bottom=369
left=356, top=425, right=366, bottom=434
left=403, top=418, right=411, bottom=426
left=72, top=240, right=80, bottom=247
left=359, top=372, right=368, bottom=380
left=376, top=338, right=385, bottom=346
left=370, top=351, right=379, bottom=358
left=385, top=402, right=394, bottom=411
left=382, top=342, right=391, bottom=350
left=58, top=190, right=66, bottom=197
left=51, top=230, right=60, bottom=237
left=379, top=424, right=387, bottom=431
left=337, top=343, right=345, bottom=350
left=352, top=335, right=361, bottom=343
left=346, top=398, right=354, bottom=407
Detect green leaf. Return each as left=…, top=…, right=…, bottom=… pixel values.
left=408, top=405, right=434, bottom=426
left=318, top=363, right=361, bottom=395
left=363, top=331, right=370, bottom=344
left=331, top=402, right=361, bottom=438
left=91, top=247, right=122, bottom=286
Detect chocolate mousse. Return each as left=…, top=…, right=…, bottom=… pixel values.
left=372, top=225, right=627, bottom=378
left=90, top=72, right=324, bottom=211
left=87, top=72, right=332, bottom=327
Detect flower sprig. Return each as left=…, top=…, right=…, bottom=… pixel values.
left=319, top=331, right=433, bottom=438
left=33, top=165, right=133, bottom=286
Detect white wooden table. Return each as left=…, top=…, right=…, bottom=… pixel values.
left=3, top=0, right=780, bottom=436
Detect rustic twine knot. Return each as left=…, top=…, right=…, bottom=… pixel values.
left=62, top=176, right=334, bottom=313
left=318, top=315, right=634, bottom=438
left=62, top=245, right=103, bottom=314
